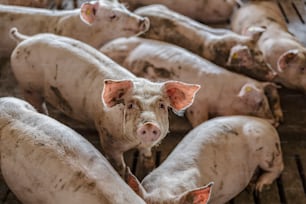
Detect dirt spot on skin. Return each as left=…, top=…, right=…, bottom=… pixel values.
left=220, top=125, right=238, bottom=136
left=141, top=61, right=173, bottom=78
left=141, top=17, right=204, bottom=55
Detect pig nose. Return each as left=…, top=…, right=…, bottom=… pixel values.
left=137, top=123, right=161, bottom=143
left=139, top=17, right=150, bottom=32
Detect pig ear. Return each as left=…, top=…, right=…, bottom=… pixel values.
left=277, top=49, right=299, bottom=72
left=177, top=182, right=213, bottom=204
left=102, top=79, right=133, bottom=108
left=227, top=45, right=252, bottom=67
left=163, top=81, right=200, bottom=114
left=238, top=83, right=263, bottom=106
left=125, top=167, right=146, bottom=198
left=244, top=26, right=266, bottom=42
left=80, top=1, right=100, bottom=25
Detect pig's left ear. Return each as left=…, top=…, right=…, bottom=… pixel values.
left=102, top=79, right=133, bottom=108
left=227, top=45, right=252, bottom=67
left=80, top=1, right=100, bottom=25
left=163, top=81, right=200, bottom=114
left=238, top=83, right=263, bottom=107
left=277, top=49, right=299, bottom=72
left=177, top=182, right=213, bottom=204
left=245, top=26, right=266, bottom=42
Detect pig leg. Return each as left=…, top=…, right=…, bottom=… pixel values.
left=138, top=147, right=154, bottom=179
left=256, top=148, right=284, bottom=192
left=104, top=147, right=126, bottom=177
left=22, top=90, right=48, bottom=114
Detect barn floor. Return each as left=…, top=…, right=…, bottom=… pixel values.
left=0, top=0, right=306, bottom=203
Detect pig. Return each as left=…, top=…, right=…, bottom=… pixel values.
left=0, top=0, right=149, bottom=58
left=231, top=1, right=306, bottom=93
left=0, top=0, right=62, bottom=8
left=119, top=0, right=239, bottom=23
left=127, top=115, right=284, bottom=204
left=9, top=28, right=200, bottom=177
left=132, top=4, right=276, bottom=82
left=100, top=36, right=284, bottom=128
left=0, top=97, right=146, bottom=204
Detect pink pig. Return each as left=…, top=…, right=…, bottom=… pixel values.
left=132, top=4, right=276, bottom=82
left=119, top=0, right=239, bottom=23
left=0, top=0, right=149, bottom=58
left=0, top=97, right=146, bottom=204
left=9, top=28, right=200, bottom=177
left=127, top=116, right=284, bottom=204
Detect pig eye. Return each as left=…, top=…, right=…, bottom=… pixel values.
left=110, top=13, right=117, bottom=20
left=109, top=10, right=119, bottom=20
left=159, top=103, right=166, bottom=110
left=127, top=103, right=134, bottom=109
left=300, top=67, right=306, bottom=73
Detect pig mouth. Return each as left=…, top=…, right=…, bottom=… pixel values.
left=123, top=28, right=147, bottom=36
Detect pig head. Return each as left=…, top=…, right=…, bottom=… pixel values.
left=101, top=78, right=200, bottom=175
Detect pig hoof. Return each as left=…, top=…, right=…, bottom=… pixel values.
left=255, top=182, right=271, bottom=193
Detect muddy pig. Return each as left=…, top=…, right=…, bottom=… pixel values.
left=127, top=115, right=284, bottom=204
left=133, top=4, right=276, bottom=81
left=0, top=97, right=146, bottom=204
left=100, top=37, right=283, bottom=128
left=119, top=0, right=239, bottom=23
left=0, top=0, right=62, bottom=8
left=9, top=29, right=200, bottom=177
left=0, top=0, right=149, bottom=58
left=231, top=1, right=306, bottom=93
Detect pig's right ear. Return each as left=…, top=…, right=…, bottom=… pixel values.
left=102, top=79, right=133, bottom=108
left=80, top=1, right=100, bottom=25
left=125, top=167, right=146, bottom=199
left=177, top=182, right=213, bottom=204
left=277, top=49, right=299, bottom=72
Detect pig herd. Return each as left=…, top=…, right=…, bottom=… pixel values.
left=0, top=0, right=305, bottom=203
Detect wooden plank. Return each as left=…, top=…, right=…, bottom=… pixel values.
left=280, top=155, right=306, bottom=203
left=3, top=191, right=21, bottom=204
left=0, top=179, right=9, bottom=202
left=257, top=182, right=281, bottom=204
left=233, top=189, right=255, bottom=204
left=279, top=0, right=306, bottom=46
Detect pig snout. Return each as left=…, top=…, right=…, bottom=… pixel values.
left=139, top=17, right=150, bottom=33
left=137, top=122, right=161, bottom=143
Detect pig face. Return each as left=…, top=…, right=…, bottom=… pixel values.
left=80, top=1, right=150, bottom=38
left=277, top=49, right=306, bottom=92
left=232, top=83, right=277, bottom=125
left=226, top=28, right=277, bottom=81
left=126, top=168, right=213, bottom=204
left=102, top=79, right=200, bottom=148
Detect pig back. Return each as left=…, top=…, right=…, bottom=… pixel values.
left=0, top=97, right=145, bottom=204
